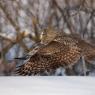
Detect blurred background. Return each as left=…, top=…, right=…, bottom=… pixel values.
left=0, top=0, right=95, bottom=76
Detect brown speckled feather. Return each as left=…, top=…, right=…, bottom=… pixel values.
left=16, top=29, right=95, bottom=76
left=16, top=41, right=81, bottom=76
left=53, top=31, right=95, bottom=62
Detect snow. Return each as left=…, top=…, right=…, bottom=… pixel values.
left=0, top=77, right=95, bottom=95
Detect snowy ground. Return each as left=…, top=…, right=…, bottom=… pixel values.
left=0, top=77, right=95, bottom=95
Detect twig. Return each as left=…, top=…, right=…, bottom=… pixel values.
left=0, top=33, right=15, bottom=43
left=81, top=56, right=87, bottom=76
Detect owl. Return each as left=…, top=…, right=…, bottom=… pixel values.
left=15, top=28, right=95, bottom=75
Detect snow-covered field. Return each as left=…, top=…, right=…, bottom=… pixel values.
left=0, top=77, right=95, bottom=95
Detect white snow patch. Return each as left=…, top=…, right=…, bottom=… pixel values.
left=0, top=77, right=95, bottom=95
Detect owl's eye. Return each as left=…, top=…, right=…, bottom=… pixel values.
left=41, top=30, right=47, bottom=38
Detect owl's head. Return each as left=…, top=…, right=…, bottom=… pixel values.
left=40, top=27, right=58, bottom=45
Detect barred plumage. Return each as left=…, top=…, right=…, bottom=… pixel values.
left=16, top=29, right=95, bottom=75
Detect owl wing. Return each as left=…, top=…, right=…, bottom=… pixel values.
left=15, top=53, right=59, bottom=76
left=15, top=44, right=81, bottom=76
left=37, top=41, right=65, bottom=55
left=38, top=40, right=81, bottom=66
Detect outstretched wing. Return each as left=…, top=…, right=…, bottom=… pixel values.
left=15, top=53, right=59, bottom=76
left=16, top=40, right=81, bottom=76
